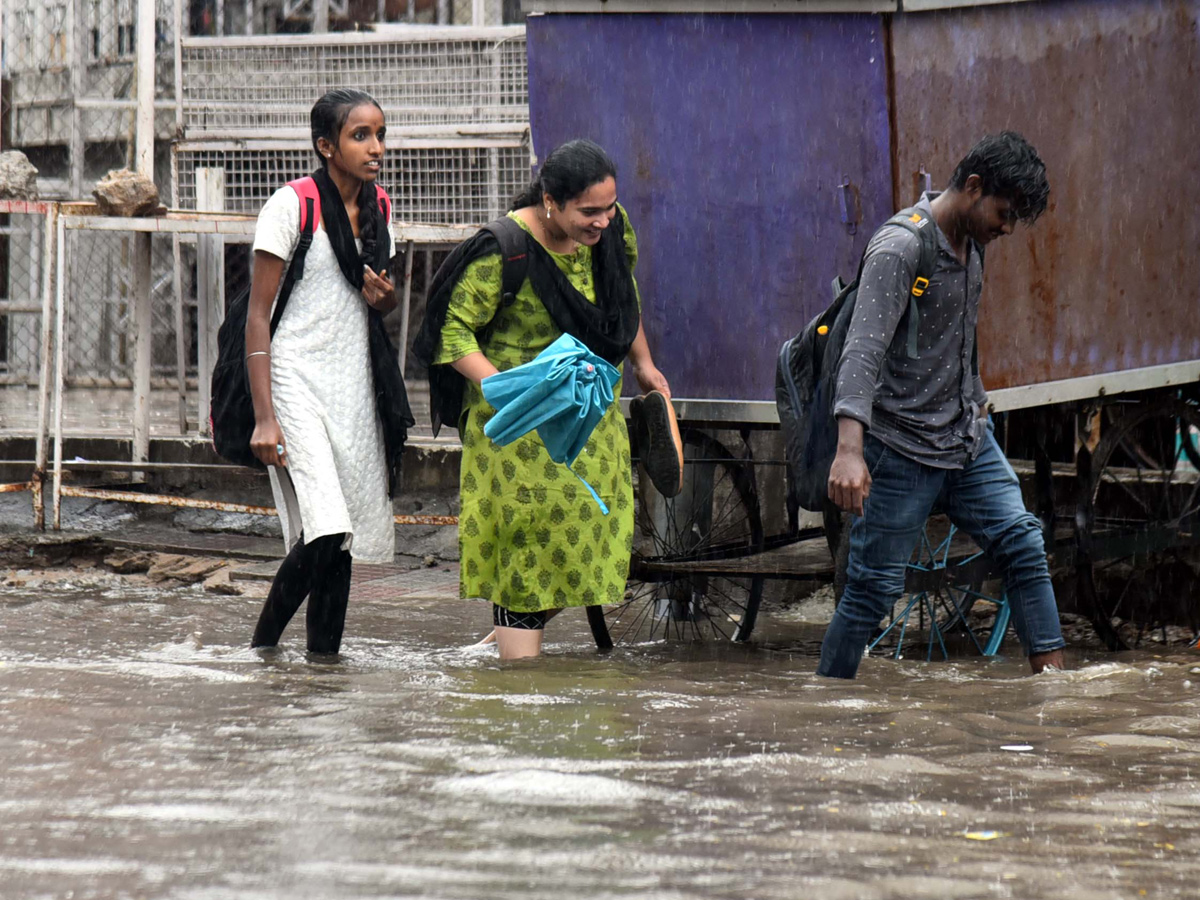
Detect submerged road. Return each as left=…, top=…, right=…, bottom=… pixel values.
left=2, top=567, right=1199, bottom=899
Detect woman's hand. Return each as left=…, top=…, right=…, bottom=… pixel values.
left=362, top=266, right=397, bottom=313
left=633, top=361, right=671, bottom=399
left=250, top=417, right=288, bottom=468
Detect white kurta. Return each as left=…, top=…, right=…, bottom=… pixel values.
left=252, top=185, right=396, bottom=564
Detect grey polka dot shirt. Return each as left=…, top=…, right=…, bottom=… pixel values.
left=833, top=193, right=988, bottom=469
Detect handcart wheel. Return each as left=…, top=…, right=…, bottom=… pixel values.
left=825, top=508, right=1014, bottom=661
left=867, top=520, right=1013, bottom=662
left=1077, top=397, right=1200, bottom=650
left=596, top=428, right=764, bottom=645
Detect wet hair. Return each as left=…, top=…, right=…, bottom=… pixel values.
left=949, top=131, right=1050, bottom=223
left=310, top=89, right=386, bottom=254
left=511, top=139, right=617, bottom=211
left=310, top=88, right=383, bottom=166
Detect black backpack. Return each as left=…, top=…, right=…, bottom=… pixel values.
left=210, top=182, right=317, bottom=470
left=775, top=206, right=942, bottom=517
left=210, top=177, right=410, bottom=494
left=415, top=215, right=531, bottom=436
left=484, top=215, right=531, bottom=307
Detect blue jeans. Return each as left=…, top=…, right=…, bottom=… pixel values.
left=817, top=426, right=1065, bottom=679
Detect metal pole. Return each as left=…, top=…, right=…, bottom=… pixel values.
left=33, top=205, right=60, bottom=530
left=0, top=0, right=4, bottom=150
left=172, top=236, right=188, bottom=433
left=174, top=0, right=184, bottom=131
left=245, top=0, right=253, bottom=34
left=69, top=0, right=85, bottom=198
left=52, top=218, right=67, bottom=530
left=131, top=231, right=153, bottom=470
left=473, top=0, right=486, bottom=26
left=487, top=147, right=501, bottom=221
left=136, top=0, right=155, bottom=177
left=437, top=0, right=450, bottom=25
left=131, top=0, right=156, bottom=473
left=169, top=121, right=187, bottom=433
left=397, top=240, right=415, bottom=375
left=313, top=0, right=330, bottom=33
left=195, top=168, right=225, bottom=436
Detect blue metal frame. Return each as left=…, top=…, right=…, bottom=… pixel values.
left=868, top=524, right=1013, bottom=661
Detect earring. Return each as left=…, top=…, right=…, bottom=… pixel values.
left=545, top=206, right=551, bottom=219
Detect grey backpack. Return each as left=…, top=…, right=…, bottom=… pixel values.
left=775, top=207, right=941, bottom=518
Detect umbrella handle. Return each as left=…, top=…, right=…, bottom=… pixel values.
left=568, top=465, right=609, bottom=516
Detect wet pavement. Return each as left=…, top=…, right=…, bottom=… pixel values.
left=3, top=568, right=1200, bottom=900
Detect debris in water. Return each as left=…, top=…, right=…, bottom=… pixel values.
left=1000, top=744, right=1034, bottom=752
left=962, top=830, right=1008, bottom=841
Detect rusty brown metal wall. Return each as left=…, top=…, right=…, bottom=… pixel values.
left=890, top=0, right=1200, bottom=392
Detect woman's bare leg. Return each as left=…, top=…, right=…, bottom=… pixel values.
left=476, top=608, right=562, bottom=649
left=495, top=626, right=544, bottom=660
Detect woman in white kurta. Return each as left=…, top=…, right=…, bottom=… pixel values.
left=245, top=89, right=398, bottom=654
left=253, top=186, right=395, bottom=562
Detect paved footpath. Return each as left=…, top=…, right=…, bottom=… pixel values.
left=1, top=517, right=462, bottom=603
left=229, top=555, right=461, bottom=602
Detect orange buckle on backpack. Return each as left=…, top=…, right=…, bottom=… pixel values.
left=911, top=276, right=930, bottom=297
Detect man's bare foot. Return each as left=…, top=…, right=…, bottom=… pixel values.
left=1029, top=649, right=1065, bottom=673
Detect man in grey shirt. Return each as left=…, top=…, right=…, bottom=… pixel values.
left=819, top=132, right=1066, bottom=679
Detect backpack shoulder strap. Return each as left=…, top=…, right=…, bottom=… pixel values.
left=284, top=176, right=320, bottom=280
left=374, top=184, right=392, bottom=222
left=268, top=177, right=320, bottom=333
left=479, top=215, right=529, bottom=306
left=880, top=206, right=939, bottom=359
left=287, top=176, right=320, bottom=237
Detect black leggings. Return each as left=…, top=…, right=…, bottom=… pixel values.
left=251, top=533, right=352, bottom=653
left=492, top=604, right=548, bottom=630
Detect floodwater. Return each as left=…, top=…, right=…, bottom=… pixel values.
left=3, top=576, right=1200, bottom=899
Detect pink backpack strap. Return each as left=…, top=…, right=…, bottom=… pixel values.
left=374, top=184, right=392, bottom=222
left=287, top=176, right=321, bottom=234
left=285, top=177, right=388, bottom=232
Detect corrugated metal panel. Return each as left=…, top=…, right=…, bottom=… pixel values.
left=891, top=0, right=1200, bottom=391
left=526, top=12, right=893, bottom=401
left=524, top=1, right=897, bottom=12
left=902, top=0, right=1041, bottom=10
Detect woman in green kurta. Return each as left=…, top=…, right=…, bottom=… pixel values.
left=432, top=140, right=671, bottom=660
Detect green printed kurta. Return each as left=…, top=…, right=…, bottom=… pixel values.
left=433, top=210, right=639, bottom=613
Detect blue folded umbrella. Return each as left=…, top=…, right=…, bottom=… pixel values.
left=482, top=334, right=621, bottom=514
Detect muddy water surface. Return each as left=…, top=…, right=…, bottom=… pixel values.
left=2, top=574, right=1199, bottom=899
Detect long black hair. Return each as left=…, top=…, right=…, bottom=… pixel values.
left=511, top=139, right=618, bottom=211
left=950, top=131, right=1050, bottom=223
left=310, top=88, right=386, bottom=249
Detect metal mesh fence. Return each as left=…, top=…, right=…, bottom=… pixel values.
left=174, top=138, right=530, bottom=223
left=3, top=0, right=177, bottom=199
left=0, top=211, right=50, bottom=385
left=180, top=30, right=527, bottom=135
left=181, top=0, right=517, bottom=35
left=58, top=227, right=252, bottom=386
left=3, top=0, right=528, bottom=433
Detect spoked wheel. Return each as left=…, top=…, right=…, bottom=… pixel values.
left=1078, top=398, right=1200, bottom=650
left=1106, top=399, right=1200, bottom=472
left=867, top=520, right=1013, bottom=661
left=596, top=428, right=764, bottom=645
